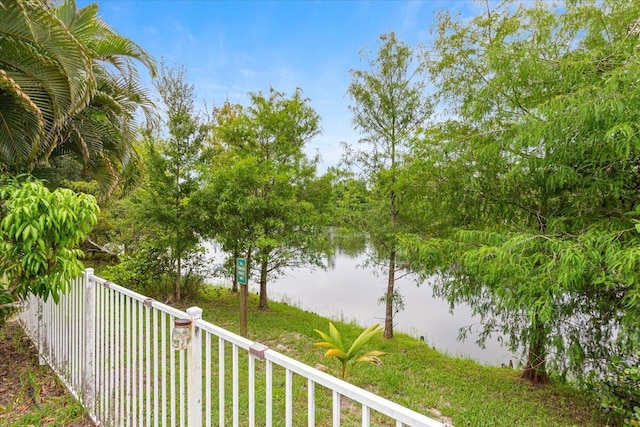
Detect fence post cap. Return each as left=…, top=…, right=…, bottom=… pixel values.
left=186, top=306, right=203, bottom=319
left=250, top=342, right=269, bottom=360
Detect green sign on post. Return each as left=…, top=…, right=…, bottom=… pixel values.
left=236, top=257, right=247, bottom=285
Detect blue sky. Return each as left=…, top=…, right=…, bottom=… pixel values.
left=83, top=1, right=484, bottom=171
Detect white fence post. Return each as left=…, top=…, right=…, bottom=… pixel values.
left=187, top=306, right=203, bottom=427
left=83, top=268, right=96, bottom=415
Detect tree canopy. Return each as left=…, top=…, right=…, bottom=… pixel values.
left=196, top=89, right=330, bottom=311
left=402, top=0, right=640, bottom=383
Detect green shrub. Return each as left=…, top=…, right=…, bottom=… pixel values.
left=103, top=240, right=207, bottom=301
left=591, top=356, right=640, bottom=426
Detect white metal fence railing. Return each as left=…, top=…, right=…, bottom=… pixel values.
left=18, top=268, right=445, bottom=427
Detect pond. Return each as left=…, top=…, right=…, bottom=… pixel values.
left=208, top=246, right=517, bottom=367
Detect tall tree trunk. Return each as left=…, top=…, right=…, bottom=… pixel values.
left=175, top=253, right=181, bottom=301
left=175, top=163, right=181, bottom=302
left=259, top=258, right=269, bottom=310
left=231, top=248, right=239, bottom=293
left=383, top=171, right=398, bottom=339
left=383, top=249, right=396, bottom=339
left=521, top=317, right=549, bottom=384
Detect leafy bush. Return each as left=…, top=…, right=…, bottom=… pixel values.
left=104, top=242, right=171, bottom=297
left=103, top=240, right=207, bottom=301
left=0, top=175, right=99, bottom=322
left=591, top=356, right=640, bottom=426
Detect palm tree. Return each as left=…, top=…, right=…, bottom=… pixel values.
left=0, top=0, right=95, bottom=172
left=0, top=0, right=156, bottom=199
left=48, top=0, right=157, bottom=199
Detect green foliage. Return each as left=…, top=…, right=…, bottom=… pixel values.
left=590, top=356, right=640, bottom=426
left=103, top=240, right=170, bottom=297
left=346, top=32, right=431, bottom=338
left=103, top=239, right=206, bottom=300
left=0, top=0, right=156, bottom=200
left=314, top=322, right=386, bottom=380
left=403, top=0, right=640, bottom=383
left=0, top=0, right=95, bottom=171
left=139, top=63, right=207, bottom=301
left=196, top=89, right=330, bottom=309
left=0, top=176, right=99, bottom=311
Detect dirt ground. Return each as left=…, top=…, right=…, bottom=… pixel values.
left=0, top=319, right=93, bottom=426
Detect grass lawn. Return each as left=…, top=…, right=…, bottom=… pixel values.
left=0, top=284, right=615, bottom=426
left=175, top=286, right=612, bottom=427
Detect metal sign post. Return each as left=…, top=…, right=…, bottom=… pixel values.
left=236, top=258, right=247, bottom=285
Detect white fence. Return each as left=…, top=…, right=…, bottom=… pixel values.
left=18, top=268, right=444, bottom=427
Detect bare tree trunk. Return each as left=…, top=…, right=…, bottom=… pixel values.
left=231, top=248, right=239, bottom=293
left=521, top=318, right=549, bottom=384
left=175, top=254, right=181, bottom=301
left=383, top=249, right=396, bottom=339
left=259, top=258, right=269, bottom=310
left=240, top=276, right=248, bottom=337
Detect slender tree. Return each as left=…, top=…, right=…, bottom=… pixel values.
left=142, top=64, right=206, bottom=301
left=346, top=33, right=431, bottom=338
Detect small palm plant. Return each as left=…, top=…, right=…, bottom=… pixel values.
left=314, top=322, right=386, bottom=380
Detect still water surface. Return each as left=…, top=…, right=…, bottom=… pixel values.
left=211, top=246, right=517, bottom=366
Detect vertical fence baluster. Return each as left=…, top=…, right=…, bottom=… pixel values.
left=266, top=360, right=272, bottom=427
left=146, top=300, right=152, bottom=427
left=205, top=333, right=211, bottom=427
left=41, top=296, right=48, bottom=367
left=249, top=353, right=255, bottom=427
left=118, top=292, right=124, bottom=425
left=153, top=306, right=159, bottom=427
left=83, top=269, right=95, bottom=418
left=95, top=283, right=102, bottom=421
left=233, top=344, right=239, bottom=427
left=139, top=301, right=144, bottom=425
left=75, top=277, right=81, bottom=392
left=179, top=344, right=185, bottom=427
left=70, top=280, right=75, bottom=387
left=186, top=307, right=203, bottom=427
left=161, top=312, right=167, bottom=427
left=333, top=391, right=340, bottom=427
left=114, top=290, right=120, bottom=423
left=62, top=287, right=67, bottom=375
left=286, top=368, right=293, bottom=427
left=362, top=405, right=370, bottom=427
left=218, top=337, right=225, bottom=427
left=132, top=298, right=138, bottom=424
left=308, top=379, right=315, bottom=427
left=105, top=287, right=111, bottom=424
left=125, top=294, right=132, bottom=427
left=170, top=315, right=176, bottom=427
